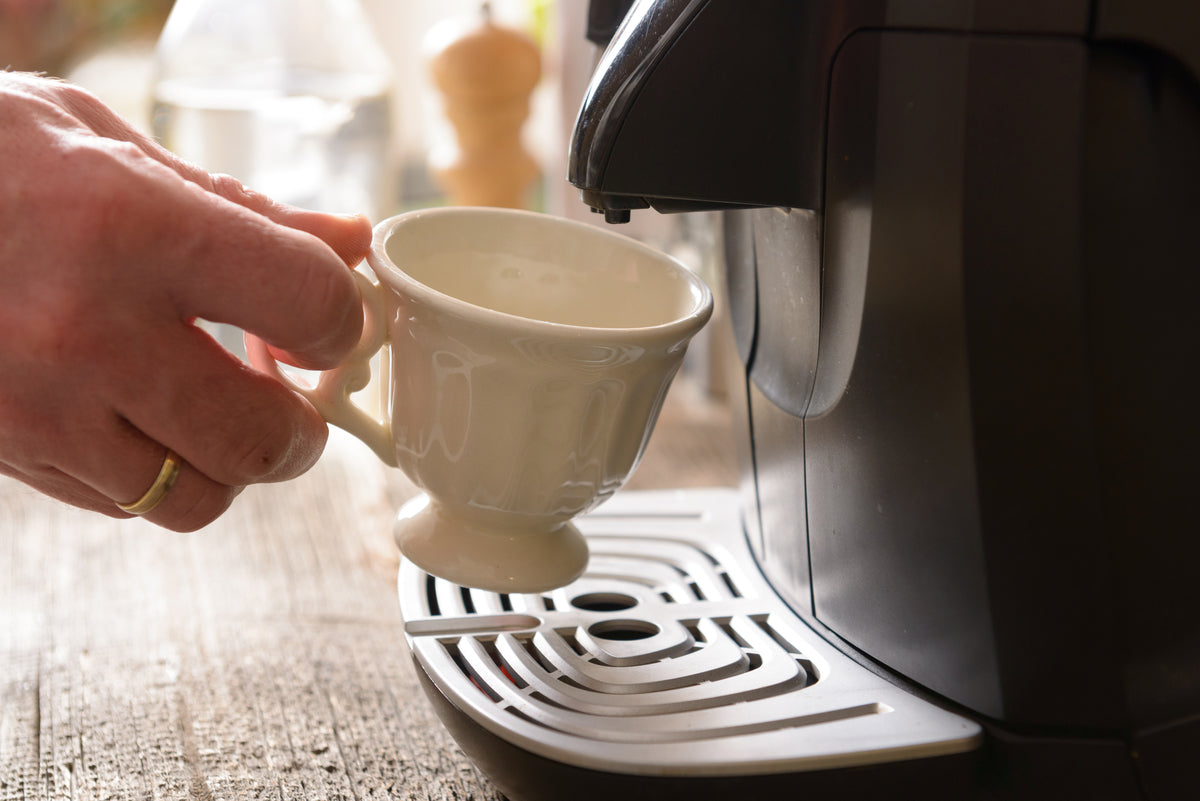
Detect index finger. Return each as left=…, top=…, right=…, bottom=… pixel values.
left=21, top=75, right=374, bottom=265
left=109, top=154, right=368, bottom=369
left=178, top=185, right=368, bottom=370
left=45, top=77, right=374, bottom=368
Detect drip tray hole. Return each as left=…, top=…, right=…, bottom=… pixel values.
left=587, top=619, right=659, bottom=641
left=571, top=592, right=638, bottom=612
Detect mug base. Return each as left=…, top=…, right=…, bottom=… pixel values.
left=393, top=495, right=589, bottom=594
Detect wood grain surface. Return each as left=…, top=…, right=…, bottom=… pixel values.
left=1, top=377, right=736, bottom=800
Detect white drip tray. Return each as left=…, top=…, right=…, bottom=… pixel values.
left=399, top=488, right=981, bottom=778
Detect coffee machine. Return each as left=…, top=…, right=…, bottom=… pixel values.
left=400, top=1, right=1200, bottom=799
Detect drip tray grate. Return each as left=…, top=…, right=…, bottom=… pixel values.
left=399, top=488, right=980, bottom=777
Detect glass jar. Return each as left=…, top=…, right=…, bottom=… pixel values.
left=152, top=0, right=395, bottom=221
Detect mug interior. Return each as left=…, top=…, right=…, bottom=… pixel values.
left=380, top=209, right=706, bottom=330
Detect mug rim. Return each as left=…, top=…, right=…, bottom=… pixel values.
left=365, top=206, right=713, bottom=341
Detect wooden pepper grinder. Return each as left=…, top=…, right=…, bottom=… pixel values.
left=427, top=3, right=541, bottom=209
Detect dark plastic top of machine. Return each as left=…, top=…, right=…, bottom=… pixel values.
left=569, top=0, right=1198, bottom=222
left=586, top=0, right=637, bottom=46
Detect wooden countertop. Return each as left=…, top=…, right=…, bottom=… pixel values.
left=0, top=378, right=736, bottom=800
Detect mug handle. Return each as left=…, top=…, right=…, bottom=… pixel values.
left=245, top=270, right=398, bottom=467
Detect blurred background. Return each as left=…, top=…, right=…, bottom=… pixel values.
left=1, top=1, right=598, bottom=220
left=1, top=0, right=730, bottom=398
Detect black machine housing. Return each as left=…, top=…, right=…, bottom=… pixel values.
left=567, top=0, right=1200, bottom=798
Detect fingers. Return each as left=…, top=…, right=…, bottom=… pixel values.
left=1, top=461, right=131, bottom=517
left=7, top=424, right=243, bottom=533
left=105, top=439, right=244, bottom=533
left=108, top=320, right=330, bottom=488
left=185, top=172, right=374, bottom=268
left=23, top=324, right=324, bottom=532
left=0, top=397, right=244, bottom=532
left=82, top=148, right=368, bottom=371
left=153, top=164, right=374, bottom=371
left=180, top=201, right=368, bottom=370
left=8, top=75, right=375, bottom=266
left=4, top=284, right=333, bottom=531
left=22, top=74, right=374, bottom=369
left=0, top=73, right=376, bottom=530
left=69, top=78, right=377, bottom=271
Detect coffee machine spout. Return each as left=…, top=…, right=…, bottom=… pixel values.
left=568, top=0, right=864, bottom=220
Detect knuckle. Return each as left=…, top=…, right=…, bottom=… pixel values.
left=59, top=143, right=158, bottom=253
left=230, top=430, right=292, bottom=482
left=13, top=270, right=105, bottom=372
left=52, top=81, right=118, bottom=129
left=284, top=259, right=362, bottom=364
left=42, top=78, right=96, bottom=108
left=208, top=172, right=259, bottom=206
left=162, top=482, right=240, bottom=533
left=215, top=403, right=318, bottom=484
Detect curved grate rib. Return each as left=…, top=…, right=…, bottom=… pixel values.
left=400, top=488, right=981, bottom=776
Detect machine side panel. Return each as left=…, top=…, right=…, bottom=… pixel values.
left=805, top=31, right=1003, bottom=717
left=1082, top=41, right=1200, bottom=767
left=958, top=38, right=1127, bottom=729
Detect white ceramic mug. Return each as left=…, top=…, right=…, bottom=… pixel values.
left=248, top=207, right=712, bottom=593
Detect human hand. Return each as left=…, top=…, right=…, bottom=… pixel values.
left=0, top=71, right=373, bottom=531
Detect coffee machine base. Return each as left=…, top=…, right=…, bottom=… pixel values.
left=399, top=489, right=982, bottom=800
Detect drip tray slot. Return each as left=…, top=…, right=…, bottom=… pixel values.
left=400, top=488, right=981, bottom=777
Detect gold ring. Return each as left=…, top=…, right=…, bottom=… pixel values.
left=117, top=449, right=181, bottom=516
